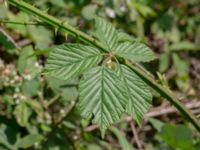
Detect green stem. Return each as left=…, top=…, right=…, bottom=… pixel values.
left=7, top=0, right=200, bottom=132
left=0, top=20, right=49, bottom=26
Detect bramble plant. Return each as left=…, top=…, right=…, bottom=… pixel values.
left=0, top=2, right=199, bottom=149
left=6, top=0, right=200, bottom=138
left=44, top=17, right=154, bottom=136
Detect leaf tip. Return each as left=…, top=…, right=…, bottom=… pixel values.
left=100, top=128, right=106, bottom=139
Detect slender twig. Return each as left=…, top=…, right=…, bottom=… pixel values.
left=85, top=100, right=200, bottom=132
left=126, top=100, right=200, bottom=122
left=17, top=39, right=32, bottom=47
left=130, top=121, right=143, bottom=150
left=0, top=27, right=20, bottom=49
left=7, top=0, right=200, bottom=132
left=45, top=95, right=61, bottom=108
left=145, top=100, right=200, bottom=118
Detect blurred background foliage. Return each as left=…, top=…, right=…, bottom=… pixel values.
left=0, top=0, right=200, bottom=149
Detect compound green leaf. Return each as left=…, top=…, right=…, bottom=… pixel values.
left=45, top=44, right=102, bottom=80
left=117, top=65, right=152, bottom=124
left=79, top=67, right=127, bottom=136
left=113, top=41, right=155, bottom=62
left=95, top=17, right=118, bottom=51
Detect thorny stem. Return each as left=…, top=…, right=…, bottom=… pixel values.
left=7, top=0, right=200, bottom=132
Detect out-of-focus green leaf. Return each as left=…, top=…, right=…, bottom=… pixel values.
left=17, top=134, right=43, bottom=148
left=49, top=0, right=66, bottom=8
left=3, top=95, right=15, bottom=105
left=22, top=79, right=40, bottom=97
left=159, top=52, right=170, bottom=73
left=160, top=124, right=195, bottom=150
left=110, top=127, right=135, bottom=150
left=0, top=125, right=11, bottom=149
left=167, top=26, right=180, bottom=43
left=44, top=129, right=74, bottom=150
left=113, top=0, right=127, bottom=16
left=48, top=77, right=78, bottom=102
left=149, top=118, right=164, bottom=132
left=0, top=122, right=19, bottom=149
left=0, top=123, right=42, bottom=149
left=82, top=4, right=97, bottom=20
left=28, top=26, right=53, bottom=49
left=172, top=54, right=189, bottom=76
left=130, top=2, right=156, bottom=18
left=40, top=124, right=52, bottom=132
left=87, top=144, right=102, bottom=150
left=94, top=0, right=106, bottom=5
left=25, top=100, right=44, bottom=118
left=14, top=102, right=32, bottom=127
left=47, top=76, right=76, bottom=93
left=62, top=121, right=77, bottom=130
left=7, top=12, right=29, bottom=35
left=158, top=13, right=174, bottom=31
left=17, top=46, right=41, bottom=79
left=172, top=53, right=190, bottom=90
left=170, top=41, right=198, bottom=51
left=47, top=76, right=78, bottom=102
left=0, top=4, right=7, bottom=19
left=33, top=49, right=50, bottom=56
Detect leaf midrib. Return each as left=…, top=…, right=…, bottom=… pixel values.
left=100, top=67, right=105, bottom=129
